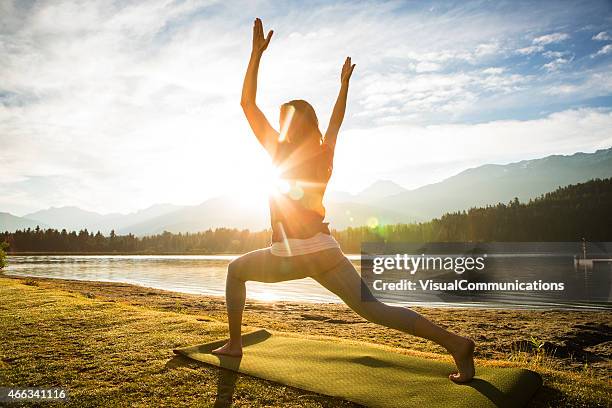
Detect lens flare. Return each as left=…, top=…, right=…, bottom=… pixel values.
left=275, top=179, right=291, bottom=194
left=288, top=184, right=304, bottom=200
left=279, top=104, right=295, bottom=142
left=367, top=216, right=379, bottom=228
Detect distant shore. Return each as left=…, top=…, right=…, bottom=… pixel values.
left=1, top=274, right=610, bottom=407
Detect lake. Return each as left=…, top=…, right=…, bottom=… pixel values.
left=5, top=255, right=356, bottom=304
left=4, top=254, right=611, bottom=310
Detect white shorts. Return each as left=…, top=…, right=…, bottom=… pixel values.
left=270, top=232, right=340, bottom=257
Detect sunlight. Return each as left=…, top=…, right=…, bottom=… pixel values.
left=225, top=161, right=291, bottom=207
left=251, top=287, right=282, bottom=302
left=278, top=104, right=295, bottom=142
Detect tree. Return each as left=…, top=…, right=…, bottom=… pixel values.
left=0, top=241, right=9, bottom=269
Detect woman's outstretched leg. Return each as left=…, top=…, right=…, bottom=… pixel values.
left=313, top=257, right=475, bottom=382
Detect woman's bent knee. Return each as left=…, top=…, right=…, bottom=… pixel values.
left=227, top=259, right=244, bottom=282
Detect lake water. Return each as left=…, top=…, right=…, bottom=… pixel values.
left=5, top=255, right=356, bottom=304
left=4, top=254, right=611, bottom=310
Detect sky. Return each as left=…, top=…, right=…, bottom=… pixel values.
left=1, top=0, right=612, bottom=216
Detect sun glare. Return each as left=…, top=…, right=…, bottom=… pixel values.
left=226, top=162, right=289, bottom=207
left=251, top=287, right=282, bottom=302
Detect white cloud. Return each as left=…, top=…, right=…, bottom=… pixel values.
left=516, top=44, right=544, bottom=55
left=542, top=57, right=572, bottom=72
left=543, top=84, right=579, bottom=95
left=543, top=70, right=612, bottom=96
left=533, top=32, right=570, bottom=45
left=413, top=61, right=442, bottom=73
left=592, top=44, right=612, bottom=57
left=482, top=67, right=505, bottom=75
left=543, top=50, right=570, bottom=59
left=516, top=32, right=570, bottom=57
left=592, top=31, right=611, bottom=41
left=474, top=42, right=499, bottom=57
left=357, top=69, right=530, bottom=123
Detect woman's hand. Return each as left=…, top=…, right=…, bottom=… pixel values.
left=341, top=56, right=356, bottom=84
left=252, top=18, right=273, bottom=56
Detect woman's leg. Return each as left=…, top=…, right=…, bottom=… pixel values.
left=212, top=247, right=312, bottom=357
left=312, top=256, right=475, bottom=382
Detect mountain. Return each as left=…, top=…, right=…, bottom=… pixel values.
left=118, top=204, right=183, bottom=229
left=372, top=148, right=612, bottom=220
left=117, top=196, right=269, bottom=235
left=0, top=212, right=46, bottom=232
left=22, top=204, right=183, bottom=234
left=24, top=206, right=121, bottom=233
left=326, top=180, right=407, bottom=204
left=355, top=180, right=406, bottom=202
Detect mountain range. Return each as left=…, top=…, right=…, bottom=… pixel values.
left=2, top=148, right=611, bottom=235
left=375, top=147, right=612, bottom=220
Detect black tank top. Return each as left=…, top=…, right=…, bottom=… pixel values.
left=270, top=142, right=334, bottom=242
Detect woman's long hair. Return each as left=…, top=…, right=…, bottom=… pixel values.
left=276, top=99, right=330, bottom=179
left=280, top=99, right=323, bottom=147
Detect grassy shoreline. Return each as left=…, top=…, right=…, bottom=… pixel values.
left=1, top=275, right=610, bottom=407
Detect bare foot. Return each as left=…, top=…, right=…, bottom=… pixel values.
left=212, top=342, right=243, bottom=357
left=448, top=336, right=475, bottom=383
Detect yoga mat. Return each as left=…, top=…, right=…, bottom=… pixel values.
left=174, top=329, right=542, bottom=408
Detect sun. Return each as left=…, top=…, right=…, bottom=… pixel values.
left=225, top=160, right=288, bottom=207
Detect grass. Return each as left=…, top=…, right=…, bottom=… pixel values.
left=0, top=276, right=610, bottom=407
left=0, top=277, right=357, bottom=408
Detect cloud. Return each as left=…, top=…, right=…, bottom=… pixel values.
left=516, top=45, right=544, bottom=55
left=533, top=32, right=570, bottom=45
left=592, top=31, right=611, bottom=41
left=482, top=67, right=505, bottom=75
left=474, top=42, right=500, bottom=57
left=542, top=57, right=572, bottom=72
left=413, top=61, right=442, bottom=73
left=543, top=69, right=612, bottom=96
left=542, top=50, right=570, bottom=59
left=592, top=44, right=612, bottom=57
left=516, top=32, right=570, bottom=56
left=357, top=69, right=530, bottom=124
left=517, top=36, right=575, bottom=71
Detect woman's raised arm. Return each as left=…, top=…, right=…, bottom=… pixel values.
left=241, top=18, right=279, bottom=156
left=324, top=57, right=356, bottom=151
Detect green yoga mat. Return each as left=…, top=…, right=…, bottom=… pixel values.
left=174, top=329, right=542, bottom=408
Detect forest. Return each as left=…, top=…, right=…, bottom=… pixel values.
left=2, top=178, right=611, bottom=254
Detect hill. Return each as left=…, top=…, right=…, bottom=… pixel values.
left=0, top=212, right=46, bottom=232
left=373, top=148, right=612, bottom=220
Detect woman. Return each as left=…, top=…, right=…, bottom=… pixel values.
left=213, top=18, right=475, bottom=383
